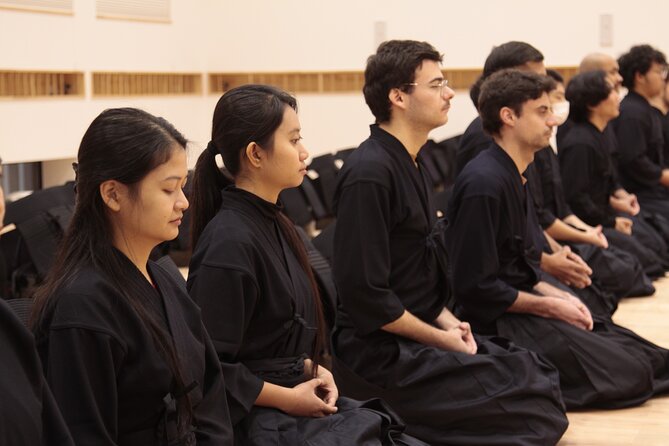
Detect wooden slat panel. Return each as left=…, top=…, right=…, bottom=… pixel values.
left=0, top=70, right=83, bottom=98
left=91, top=72, right=200, bottom=96
left=209, top=68, right=583, bottom=95
left=96, top=0, right=169, bottom=23
left=0, top=0, right=72, bottom=14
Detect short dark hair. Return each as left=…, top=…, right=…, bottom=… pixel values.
left=470, top=41, right=544, bottom=107
left=565, top=70, right=611, bottom=123
left=363, top=40, right=442, bottom=123
left=479, top=69, right=555, bottom=136
left=618, top=44, right=667, bottom=89
left=482, top=41, right=544, bottom=78
left=546, top=69, right=564, bottom=85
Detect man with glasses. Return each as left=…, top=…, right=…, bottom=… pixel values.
left=613, top=45, right=669, bottom=221
left=331, top=39, right=568, bottom=446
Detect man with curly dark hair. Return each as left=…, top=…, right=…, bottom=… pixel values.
left=613, top=44, right=669, bottom=219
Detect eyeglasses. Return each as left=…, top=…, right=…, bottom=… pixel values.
left=650, top=66, right=669, bottom=80
left=403, top=79, right=450, bottom=95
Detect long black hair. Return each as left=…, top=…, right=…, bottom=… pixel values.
left=190, top=84, right=327, bottom=374
left=31, top=107, right=194, bottom=437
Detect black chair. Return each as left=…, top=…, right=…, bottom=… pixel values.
left=0, top=183, right=76, bottom=299
left=5, top=297, right=34, bottom=327
left=280, top=187, right=315, bottom=228
left=436, top=134, right=461, bottom=187
left=308, top=154, right=339, bottom=216
left=312, top=221, right=336, bottom=265
left=419, top=140, right=446, bottom=189
left=280, top=178, right=333, bottom=230
left=334, top=147, right=355, bottom=165
left=296, top=227, right=337, bottom=331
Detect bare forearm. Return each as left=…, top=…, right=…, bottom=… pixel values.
left=543, top=231, right=561, bottom=253
left=383, top=310, right=449, bottom=348
left=563, top=214, right=589, bottom=230
left=434, top=306, right=461, bottom=330
left=507, top=290, right=553, bottom=318
left=255, top=381, right=292, bottom=412
left=545, top=219, right=588, bottom=244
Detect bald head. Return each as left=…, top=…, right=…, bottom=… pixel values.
left=579, top=53, right=623, bottom=90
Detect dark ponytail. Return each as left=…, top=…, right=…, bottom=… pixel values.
left=31, top=108, right=195, bottom=438
left=190, top=84, right=327, bottom=374
left=190, top=141, right=232, bottom=248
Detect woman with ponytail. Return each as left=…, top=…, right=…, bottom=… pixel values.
left=32, top=108, right=232, bottom=445
left=188, top=84, right=426, bottom=445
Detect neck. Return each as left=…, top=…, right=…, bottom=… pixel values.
left=112, top=230, right=153, bottom=284
left=633, top=86, right=653, bottom=102
left=235, top=176, right=280, bottom=204
left=379, top=120, right=429, bottom=163
left=589, top=114, right=609, bottom=132
left=493, top=134, right=536, bottom=180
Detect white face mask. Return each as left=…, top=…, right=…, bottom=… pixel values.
left=552, top=100, right=570, bottom=125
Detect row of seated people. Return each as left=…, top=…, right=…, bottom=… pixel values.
left=4, top=38, right=669, bottom=446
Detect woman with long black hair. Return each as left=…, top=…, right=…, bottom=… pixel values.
left=31, top=108, right=232, bottom=445
left=187, top=84, right=425, bottom=445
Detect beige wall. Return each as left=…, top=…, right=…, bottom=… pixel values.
left=1, top=0, right=668, bottom=180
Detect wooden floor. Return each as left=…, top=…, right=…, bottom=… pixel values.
left=558, top=275, right=669, bottom=445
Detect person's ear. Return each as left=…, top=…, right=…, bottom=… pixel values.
left=244, top=142, right=263, bottom=168
left=100, top=180, right=124, bottom=212
left=388, top=87, right=407, bottom=110
left=500, top=106, right=516, bottom=127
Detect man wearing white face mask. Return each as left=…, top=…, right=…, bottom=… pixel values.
left=523, top=70, right=656, bottom=311
left=548, top=81, right=570, bottom=153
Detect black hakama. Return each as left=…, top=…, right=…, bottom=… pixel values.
left=445, top=143, right=669, bottom=409
left=36, top=250, right=233, bottom=445
left=332, top=125, right=568, bottom=445
left=187, top=186, right=424, bottom=446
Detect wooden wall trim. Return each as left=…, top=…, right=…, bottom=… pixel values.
left=209, top=66, right=579, bottom=94
left=0, top=70, right=83, bottom=98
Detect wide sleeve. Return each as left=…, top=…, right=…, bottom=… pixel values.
left=560, top=143, right=617, bottom=227
left=188, top=264, right=264, bottom=424
left=192, top=325, right=234, bottom=445
left=43, top=326, right=125, bottom=446
left=615, top=116, right=663, bottom=187
left=333, top=179, right=406, bottom=335
left=446, top=194, right=519, bottom=326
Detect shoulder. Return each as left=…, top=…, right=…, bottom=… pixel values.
left=338, top=139, right=394, bottom=190
left=195, top=210, right=259, bottom=265
left=618, top=96, right=648, bottom=119
left=189, top=210, right=269, bottom=292
left=45, top=267, right=131, bottom=341
left=561, top=123, right=597, bottom=149
left=456, top=150, right=508, bottom=197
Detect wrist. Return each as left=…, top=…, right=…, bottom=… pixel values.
left=276, top=386, right=296, bottom=413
